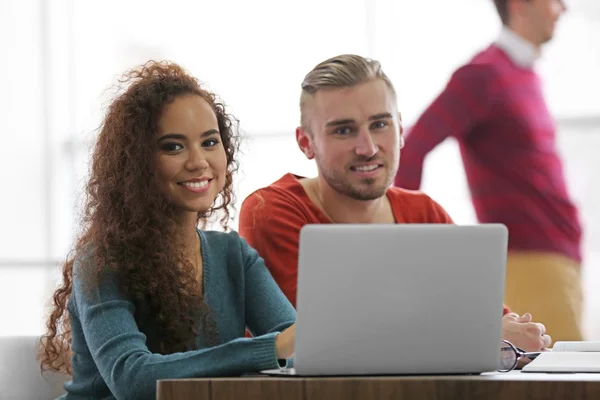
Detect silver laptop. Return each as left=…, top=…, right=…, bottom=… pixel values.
left=261, top=223, right=508, bottom=376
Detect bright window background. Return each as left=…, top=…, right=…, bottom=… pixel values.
left=1, top=0, right=599, bottom=339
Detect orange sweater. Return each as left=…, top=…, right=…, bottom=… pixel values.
left=239, top=173, right=510, bottom=315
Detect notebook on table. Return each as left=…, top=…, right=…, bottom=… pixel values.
left=522, top=341, right=600, bottom=373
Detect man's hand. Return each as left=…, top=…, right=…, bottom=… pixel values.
left=502, top=312, right=552, bottom=352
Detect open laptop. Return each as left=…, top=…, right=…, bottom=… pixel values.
left=261, top=223, right=508, bottom=376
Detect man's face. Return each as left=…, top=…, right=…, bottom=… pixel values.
left=297, top=79, right=403, bottom=201
left=519, top=0, right=567, bottom=44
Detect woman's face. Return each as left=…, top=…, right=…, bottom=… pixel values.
left=154, top=94, right=227, bottom=217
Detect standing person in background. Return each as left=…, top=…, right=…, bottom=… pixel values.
left=394, top=0, right=583, bottom=342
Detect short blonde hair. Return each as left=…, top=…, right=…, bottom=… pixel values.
left=300, top=54, right=396, bottom=130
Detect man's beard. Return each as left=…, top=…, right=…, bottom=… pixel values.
left=319, top=164, right=392, bottom=201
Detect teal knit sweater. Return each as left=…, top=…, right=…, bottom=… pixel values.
left=60, top=230, right=296, bottom=400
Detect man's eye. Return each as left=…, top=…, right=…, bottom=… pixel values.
left=372, top=121, right=388, bottom=129
left=334, top=127, right=352, bottom=135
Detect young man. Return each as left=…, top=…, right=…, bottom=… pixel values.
left=239, top=54, right=551, bottom=352
left=393, top=0, right=583, bottom=342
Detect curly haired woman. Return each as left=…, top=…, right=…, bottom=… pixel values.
left=39, top=61, right=296, bottom=400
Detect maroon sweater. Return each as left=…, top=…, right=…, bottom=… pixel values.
left=394, top=44, right=582, bottom=263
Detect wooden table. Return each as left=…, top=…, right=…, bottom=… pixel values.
left=157, top=372, right=600, bottom=400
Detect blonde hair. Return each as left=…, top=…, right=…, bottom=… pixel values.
left=299, top=54, right=396, bottom=130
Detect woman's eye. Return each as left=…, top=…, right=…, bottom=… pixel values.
left=202, top=138, right=220, bottom=147
left=161, top=143, right=183, bottom=152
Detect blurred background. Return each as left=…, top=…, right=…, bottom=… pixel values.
left=1, top=0, right=598, bottom=339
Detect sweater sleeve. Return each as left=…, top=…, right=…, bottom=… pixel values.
left=241, top=234, right=296, bottom=338
left=238, top=188, right=309, bottom=307
left=239, top=234, right=297, bottom=366
left=395, top=64, right=494, bottom=190
left=72, top=260, right=284, bottom=400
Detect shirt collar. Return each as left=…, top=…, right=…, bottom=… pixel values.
left=494, top=26, right=541, bottom=68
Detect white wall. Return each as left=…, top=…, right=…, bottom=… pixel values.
left=1, top=0, right=599, bottom=339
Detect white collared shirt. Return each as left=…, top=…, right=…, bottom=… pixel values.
left=494, top=26, right=541, bottom=68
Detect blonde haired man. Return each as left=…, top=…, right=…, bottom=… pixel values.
left=240, top=54, right=551, bottom=352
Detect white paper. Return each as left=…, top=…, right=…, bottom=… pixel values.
left=522, top=352, right=600, bottom=373
left=552, top=341, right=600, bottom=352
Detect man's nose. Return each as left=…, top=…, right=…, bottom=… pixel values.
left=355, top=129, right=378, bottom=157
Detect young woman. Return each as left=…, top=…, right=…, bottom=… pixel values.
left=39, top=61, right=296, bottom=400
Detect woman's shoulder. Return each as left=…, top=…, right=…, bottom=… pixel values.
left=201, top=229, right=248, bottom=254
left=70, top=243, right=124, bottom=304
left=201, top=229, right=241, bottom=245
left=200, top=229, right=256, bottom=266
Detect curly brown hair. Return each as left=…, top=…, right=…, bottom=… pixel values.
left=39, top=60, right=240, bottom=374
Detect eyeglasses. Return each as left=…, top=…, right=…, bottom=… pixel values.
left=498, top=340, right=542, bottom=372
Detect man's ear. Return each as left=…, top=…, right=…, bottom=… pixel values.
left=398, top=112, right=405, bottom=149
left=296, top=126, right=315, bottom=159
